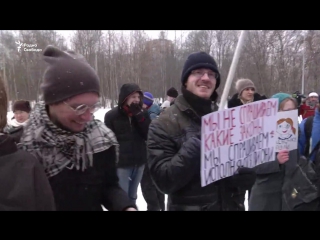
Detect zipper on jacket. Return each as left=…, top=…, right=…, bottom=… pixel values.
left=129, top=116, right=132, bottom=132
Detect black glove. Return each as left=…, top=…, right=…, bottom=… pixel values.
left=228, top=167, right=256, bottom=190
left=129, top=103, right=144, bottom=120
left=183, top=134, right=201, bottom=164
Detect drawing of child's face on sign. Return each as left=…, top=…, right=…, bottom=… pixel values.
left=276, top=118, right=296, bottom=140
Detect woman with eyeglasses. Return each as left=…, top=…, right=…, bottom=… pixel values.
left=227, top=78, right=267, bottom=109
left=18, top=45, right=137, bottom=211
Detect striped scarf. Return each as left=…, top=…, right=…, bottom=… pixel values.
left=18, top=101, right=119, bottom=178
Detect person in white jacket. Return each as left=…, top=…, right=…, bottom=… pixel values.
left=7, top=100, right=31, bottom=130
left=4, top=100, right=31, bottom=143
left=161, top=87, right=178, bottom=110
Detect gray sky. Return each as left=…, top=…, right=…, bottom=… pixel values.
left=55, top=30, right=188, bottom=47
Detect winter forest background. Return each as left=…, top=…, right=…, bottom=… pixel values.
left=0, top=30, right=318, bottom=108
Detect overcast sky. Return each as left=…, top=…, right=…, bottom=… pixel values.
left=55, top=30, right=189, bottom=47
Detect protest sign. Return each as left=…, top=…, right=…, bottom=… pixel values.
left=275, top=109, right=298, bottom=152
left=201, top=98, right=278, bottom=187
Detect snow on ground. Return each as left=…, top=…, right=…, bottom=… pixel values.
left=7, top=111, right=13, bottom=121
left=7, top=107, right=248, bottom=211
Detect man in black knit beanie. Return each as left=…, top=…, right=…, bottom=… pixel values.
left=147, top=51, right=256, bottom=211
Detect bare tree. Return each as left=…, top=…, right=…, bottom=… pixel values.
left=2, top=30, right=320, bottom=105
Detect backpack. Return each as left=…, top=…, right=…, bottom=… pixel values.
left=304, top=115, right=314, bottom=157
left=283, top=141, right=320, bottom=211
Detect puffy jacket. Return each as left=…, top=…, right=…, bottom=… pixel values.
left=147, top=95, right=247, bottom=211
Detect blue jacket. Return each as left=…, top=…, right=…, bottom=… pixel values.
left=147, top=103, right=161, bottom=120
left=298, top=108, right=320, bottom=161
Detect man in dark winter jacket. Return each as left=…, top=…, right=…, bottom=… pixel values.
left=147, top=51, right=256, bottom=211
left=104, top=83, right=151, bottom=206
left=0, top=75, right=55, bottom=211
left=19, top=45, right=136, bottom=211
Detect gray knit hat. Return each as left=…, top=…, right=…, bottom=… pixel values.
left=235, top=78, right=256, bottom=95
left=41, top=45, right=100, bottom=105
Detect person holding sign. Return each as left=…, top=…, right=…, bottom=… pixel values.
left=249, top=93, right=318, bottom=211
left=147, top=51, right=256, bottom=211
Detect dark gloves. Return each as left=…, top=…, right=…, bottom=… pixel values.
left=228, top=167, right=256, bottom=190
left=129, top=103, right=145, bottom=121
left=183, top=136, right=201, bottom=166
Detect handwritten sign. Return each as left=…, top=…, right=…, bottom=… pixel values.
left=201, top=99, right=279, bottom=187
left=275, top=109, right=298, bottom=152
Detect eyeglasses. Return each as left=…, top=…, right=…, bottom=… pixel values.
left=64, top=101, right=101, bottom=115
left=191, top=70, right=219, bottom=80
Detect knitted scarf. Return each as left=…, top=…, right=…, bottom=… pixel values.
left=19, top=102, right=119, bottom=178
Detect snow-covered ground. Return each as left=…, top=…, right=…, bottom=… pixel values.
left=7, top=107, right=248, bottom=211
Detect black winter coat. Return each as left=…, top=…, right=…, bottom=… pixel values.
left=0, top=135, right=55, bottom=211
left=49, top=146, right=135, bottom=211
left=228, top=93, right=267, bottom=109
left=7, top=125, right=24, bottom=143
left=250, top=149, right=319, bottom=211
left=104, top=83, right=151, bottom=168
left=147, top=95, right=247, bottom=211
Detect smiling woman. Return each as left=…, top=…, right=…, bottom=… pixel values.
left=18, top=45, right=137, bottom=211
left=63, top=101, right=102, bottom=116
left=49, top=93, right=100, bottom=133
left=228, top=78, right=267, bottom=109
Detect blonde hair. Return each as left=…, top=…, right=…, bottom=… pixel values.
left=279, top=98, right=297, bottom=111
left=0, top=75, right=8, bottom=131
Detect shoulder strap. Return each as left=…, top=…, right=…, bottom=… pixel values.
left=304, top=116, right=314, bottom=157
left=309, top=139, right=320, bottom=160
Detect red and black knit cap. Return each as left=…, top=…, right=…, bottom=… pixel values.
left=40, top=45, right=100, bottom=105
left=13, top=100, right=31, bottom=113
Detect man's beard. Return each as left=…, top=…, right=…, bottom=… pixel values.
left=308, top=101, right=318, bottom=108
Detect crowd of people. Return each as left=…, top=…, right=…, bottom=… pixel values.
left=1, top=44, right=320, bottom=211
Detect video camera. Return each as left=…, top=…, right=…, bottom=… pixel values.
left=292, top=91, right=306, bottom=106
